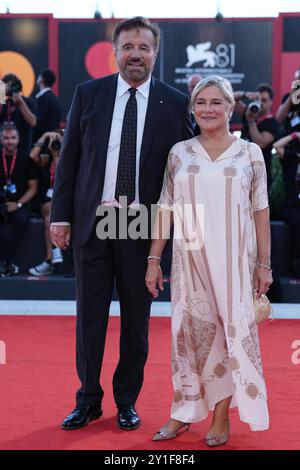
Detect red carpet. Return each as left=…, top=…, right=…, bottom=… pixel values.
left=0, top=315, right=299, bottom=450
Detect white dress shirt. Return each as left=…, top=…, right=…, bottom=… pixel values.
left=52, top=74, right=151, bottom=226
left=101, top=73, right=151, bottom=207
left=35, top=87, right=52, bottom=99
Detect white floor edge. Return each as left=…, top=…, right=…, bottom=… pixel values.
left=0, top=300, right=299, bottom=318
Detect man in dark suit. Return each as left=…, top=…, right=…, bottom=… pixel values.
left=34, top=69, right=61, bottom=140
left=50, top=16, right=193, bottom=432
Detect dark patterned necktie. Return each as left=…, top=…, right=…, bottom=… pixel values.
left=115, top=87, right=137, bottom=206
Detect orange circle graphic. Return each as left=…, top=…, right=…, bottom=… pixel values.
left=0, top=51, right=35, bottom=96
left=85, top=41, right=118, bottom=78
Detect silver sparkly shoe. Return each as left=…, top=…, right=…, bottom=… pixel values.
left=205, top=420, right=230, bottom=447
left=152, top=421, right=190, bottom=441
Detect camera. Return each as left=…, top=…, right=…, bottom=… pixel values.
left=41, top=137, right=61, bottom=155
left=6, top=79, right=22, bottom=97
left=50, top=139, right=61, bottom=151
left=248, top=101, right=261, bottom=114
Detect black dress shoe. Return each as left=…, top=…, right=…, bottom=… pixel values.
left=61, top=404, right=102, bottom=430
left=117, top=405, right=141, bottom=431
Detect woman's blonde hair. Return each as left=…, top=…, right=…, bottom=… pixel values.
left=190, top=75, right=235, bottom=110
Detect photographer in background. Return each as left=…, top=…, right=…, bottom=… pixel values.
left=276, top=67, right=300, bottom=136
left=0, top=122, right=38, bottom=276
left=234, top=83, right=281, bottom=189
left=0, top=74, right=39, bottom=154
left=273, top=131, right=300, bottom=278
left=29, top=130, right=63, bottom=275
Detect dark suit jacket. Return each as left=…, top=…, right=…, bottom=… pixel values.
left=34, top=90, right=62, bottom=139
left=50, top=74, right=193, bottom=246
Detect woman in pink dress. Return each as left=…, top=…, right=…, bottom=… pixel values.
left=145, top=76, right=273, bottom=446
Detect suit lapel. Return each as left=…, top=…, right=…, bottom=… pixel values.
left=93, top=74, right=118, bottom=177
left=140, top=77, right=167, bottom=169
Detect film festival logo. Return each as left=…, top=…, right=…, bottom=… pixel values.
left=174, top=40, right=243, bottom=87
left=185, top=41, right=236, bottom=69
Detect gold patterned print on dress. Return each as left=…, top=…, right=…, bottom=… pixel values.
left=189, top=298, right=211, bottom=318
left=187, top=250, right=206, bottom=291
left=160, top=151, right=182, bottom=208
left=176, top=195, right=197, bottom=244
left=241, top=322, right=264, bottom=380
left=174, top=389, right=184, bottom=403
left=184, top=158, right=220, bottom=317
left=237, top=204, right=246, bottom=302
left=187, top=163, right=200, bottom=221
left=248, top=321, right=264, bottom=379
left=184, top=390, right=205, bottom=401
left=184, top=384, right=206, bottom=402
left=251, top=160, right=266, bottom=208
left=224, top=166, right=237, bottom=333
left=171, top=337, right=179, bottom=376
left=200, top=245, right=220, bottom=317
left=184, top=141, right=197, bottom=156
left=213, top=362, right=227, bottom=378
left=171, top=245, right=185, bottom=309
left=177, top=312, right=216, bottom=377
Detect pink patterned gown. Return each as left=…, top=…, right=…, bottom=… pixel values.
left=158, top=137, right=269, bottom=431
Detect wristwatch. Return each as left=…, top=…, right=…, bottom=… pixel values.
left=17, top=202, right=23, bottom=209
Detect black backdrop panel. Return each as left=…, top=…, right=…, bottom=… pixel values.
left=0, top=17, right=48, bottom=95
left=59, top=21, right=115, bottom=116
left=283, top=17, right=300, bottom=52
left=59, top=20, right=161, bottom=118
left=59, top=19, right=272, bottom=119
left=158, top=20, right=273, bottom=94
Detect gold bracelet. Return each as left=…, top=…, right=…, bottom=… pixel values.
left=257, top=262, right=272, bottom=272
left=147, top=256, right=161, bottom=261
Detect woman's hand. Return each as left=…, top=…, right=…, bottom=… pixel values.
left=253, top=266, right=273, bottom=298
left=145, top=261, right=164, bottom=298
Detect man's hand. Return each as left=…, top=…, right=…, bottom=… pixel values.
left=6, top=202, right=18, bottom=213
left=50, top=225, right=71, bottom=250
left=12, top=93, right=37, bottom=127
left=245, top=106, right=258, bottom=123
left=11, top=93, right=23, bottom=106
left=145, top=261, right=164, bottom=298
left=245, top=91, right=259, bottom=101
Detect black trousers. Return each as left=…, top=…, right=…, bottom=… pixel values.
left=0, top=206, right=30, bottom=263
left=73, top=215, right=152, bottom=407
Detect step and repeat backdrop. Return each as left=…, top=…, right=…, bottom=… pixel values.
left=58, top=18, right=273, bottom=118
left=0, top=14, right=300, bottom=118
left=0, top=16, right=49, bottom=96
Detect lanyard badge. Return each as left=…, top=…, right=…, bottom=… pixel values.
left=2, top=149, right=17, bottom=184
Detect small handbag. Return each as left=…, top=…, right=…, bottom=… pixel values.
left=253, top=293, right=274, bottom=324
